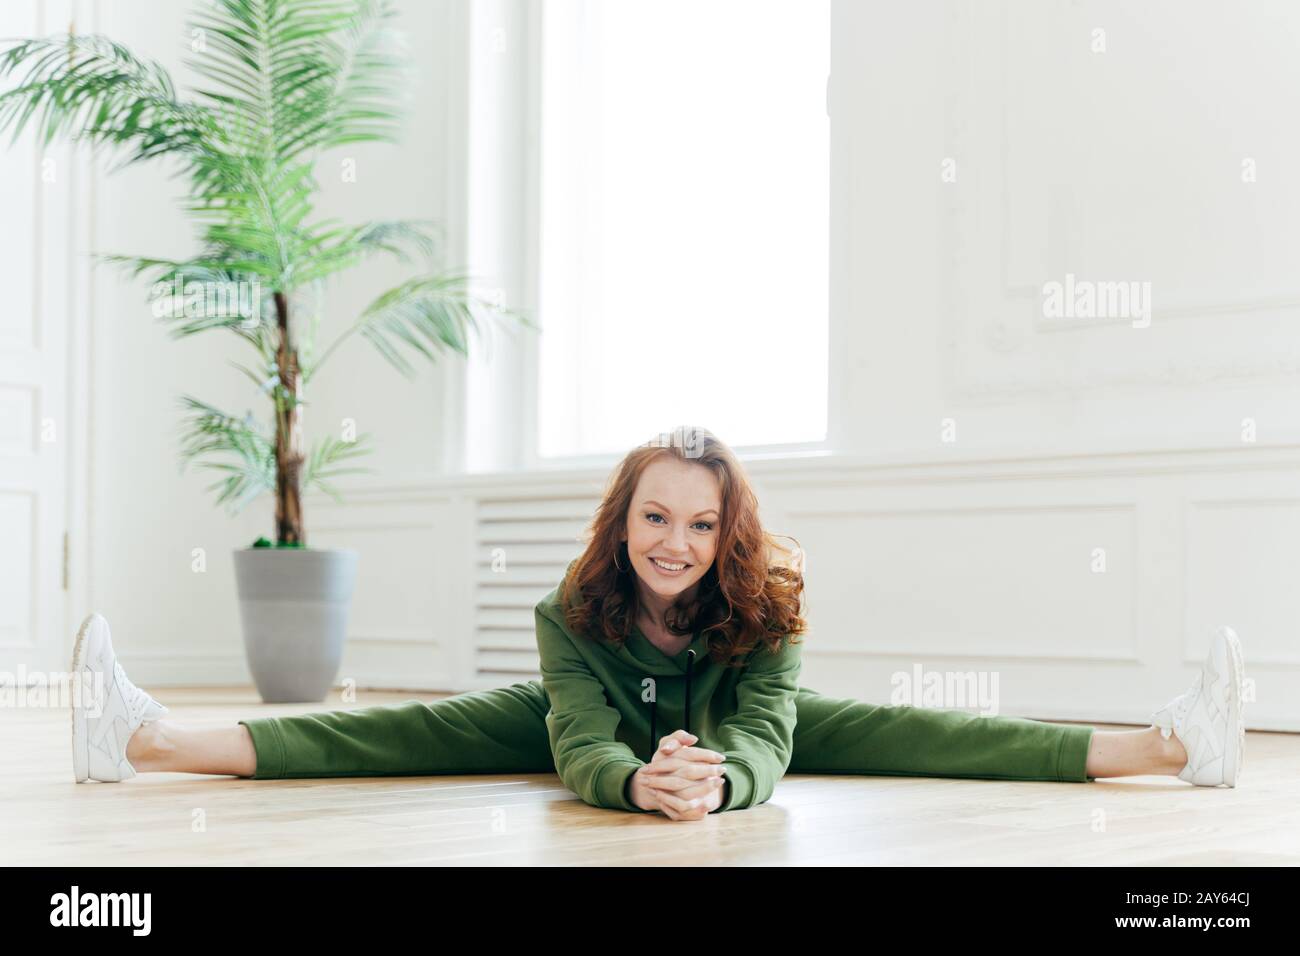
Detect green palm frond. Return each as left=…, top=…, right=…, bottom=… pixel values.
left=294, top=219, right=440, bottom=284
left=184, top=159, right=320, bottom=286
left=308, top=275, right=529, bottom=380
left=0, top=35, right=215, bottom=166
left=302, top=432, right=373, bottom=501
left=186, top=0, right=406, bottom=164
left=100, top=254, right=275, bottom=351
left=176, top=395, right=276, bottom=511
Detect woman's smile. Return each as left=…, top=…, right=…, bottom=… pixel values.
left=649, top=556, right=692, bottom=576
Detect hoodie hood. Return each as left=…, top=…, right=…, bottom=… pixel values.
left=622, top=625, right=709, bottom=675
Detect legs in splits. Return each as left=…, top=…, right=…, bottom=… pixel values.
left=73, top=612, right=559, bottom=783
left=789, top=688, right=1185, bottom=782
left=785, top=628, right=1244, bottom=787
left=120, top=682, right=555, bottom=779
left=127, top=685, right=1184, bottom=783
left=233, top=681, right=556, bottom=778
left=84, top=601, right=1228, bottom=788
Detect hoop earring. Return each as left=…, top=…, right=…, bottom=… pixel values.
left=614, top=546, right=629, bottom=573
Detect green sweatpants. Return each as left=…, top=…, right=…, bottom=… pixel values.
left=238, top=682, right=1096, bottom=785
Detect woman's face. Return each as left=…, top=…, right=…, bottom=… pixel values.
left=621, top=457, right=722, bottom=604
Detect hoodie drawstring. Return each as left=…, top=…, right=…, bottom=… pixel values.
left=684, top=648, right=696, bottom=735
left=649, top=648, right=696, bottom=763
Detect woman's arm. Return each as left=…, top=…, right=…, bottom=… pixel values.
left=535, top=605, right=650, bottom=812
left=711, top=633, right=803, bottom=811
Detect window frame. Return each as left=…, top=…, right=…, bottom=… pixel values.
left=516, top=0, right=839, bottom=473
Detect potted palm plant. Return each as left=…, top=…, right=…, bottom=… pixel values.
left=0, top=0, right=525, bottom=701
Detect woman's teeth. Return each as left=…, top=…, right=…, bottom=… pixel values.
left=651, top=558, right=688, bottom=572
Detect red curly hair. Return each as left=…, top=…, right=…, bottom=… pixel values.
left=559, top=425, right=808, bottom=667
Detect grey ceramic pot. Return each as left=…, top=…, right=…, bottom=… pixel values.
left=233, top=547, right=359, bottom=703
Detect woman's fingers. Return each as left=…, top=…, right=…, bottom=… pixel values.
left=639, top=772, right=725, bottom=804
left=655, top=732, right=723, bottom=760
left=643, top=745, right=726, bottom=769
left=640, top=760, right=726, bottom=785
left=659, top=800, right=685, bottom=822
left=656, top=730, right=697, bottom=752
left=644, top=731, right=726, bottom=821
left=642, top=778, right=721, bottom=802
left=652, top=732, right=699, bottom=761
left=656, top=778, right=722, bottom=821
left=672, top=776, right=725, bottom=802
left=656, top=787, right=715, bottom=819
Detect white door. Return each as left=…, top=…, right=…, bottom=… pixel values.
left=0, top=0, right=80, bottom=678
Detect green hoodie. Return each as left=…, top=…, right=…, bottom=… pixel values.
left=535, top=561, right=803, bottom=813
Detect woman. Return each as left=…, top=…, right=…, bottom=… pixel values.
left=70, top=426, right=1246, bottom=821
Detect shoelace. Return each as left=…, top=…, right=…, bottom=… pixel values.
left=1155, top=675, right=1201, bottom=738
left=113, top=660, right=153, bottom=726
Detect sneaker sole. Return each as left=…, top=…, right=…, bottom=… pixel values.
left=1219, top=626, right=1245, bottom=787
left=70, top=612, right=96, bottom=783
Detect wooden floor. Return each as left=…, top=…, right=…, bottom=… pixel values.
left=3, top=687, right=1297, bottom=866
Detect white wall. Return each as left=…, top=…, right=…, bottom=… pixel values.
left=812, top=0, right=1300, bottom=727
left=832, top=0, right=1300, bottom=459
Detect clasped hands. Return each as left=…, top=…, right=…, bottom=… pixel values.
left=628, top=730, right=727, bottom=821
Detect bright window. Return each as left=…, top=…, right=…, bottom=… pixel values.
left=536, top=0, right=830, bottom=459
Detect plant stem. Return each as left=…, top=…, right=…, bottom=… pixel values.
left=273, top=290, right=305, bottom=544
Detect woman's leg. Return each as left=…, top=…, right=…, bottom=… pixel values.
left=127, top=721, right=258, bottom=776
left=788, top=687, right=1178, bottom=782
left=127, top=681, right=556, bottom=779
left=1084, top=725, right=1186, bottom=778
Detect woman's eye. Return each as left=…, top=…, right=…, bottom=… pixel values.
left=647, top=513, right=712, bottom=532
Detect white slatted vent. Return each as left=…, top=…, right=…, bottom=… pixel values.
left=473, top=495, right=600, bottom=681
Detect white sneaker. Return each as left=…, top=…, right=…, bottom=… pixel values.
left=1150, top=625, right=1245, bottom=787
left=70, top=613, right=168, bottom=782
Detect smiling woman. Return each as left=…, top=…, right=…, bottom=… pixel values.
left=560, top=425, right=808, bottom=669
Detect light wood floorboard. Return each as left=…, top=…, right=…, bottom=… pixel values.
left=3, top=688, right=1296, bottom=866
